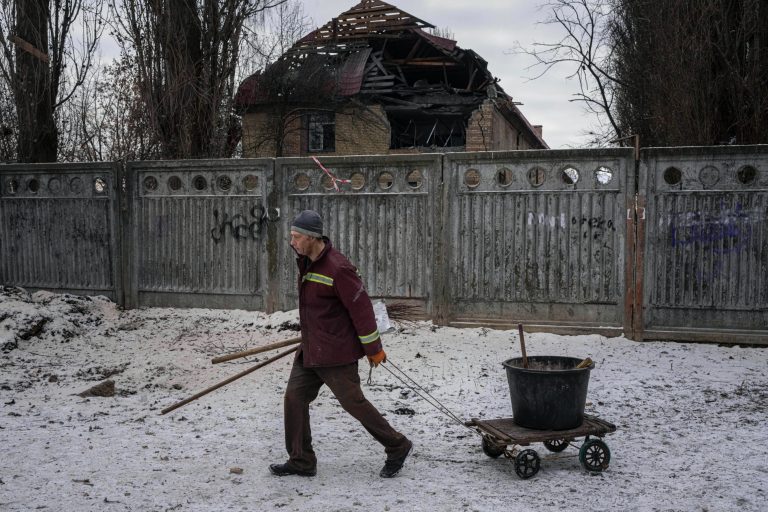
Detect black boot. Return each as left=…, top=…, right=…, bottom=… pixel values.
left=269, top=463, right=316, bottom=477
left=380, top=441, right=413, bottom=478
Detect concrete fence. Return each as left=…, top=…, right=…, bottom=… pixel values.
left=2, top=146, right=767, bottom=344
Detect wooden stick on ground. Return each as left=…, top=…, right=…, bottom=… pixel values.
left=518, top=323, right=529, bottom=369
left=161, top=345, right=298, bottom=415
left=211, top=336, right=301, bottom=364
left=211, top=303, right=421, bottom=365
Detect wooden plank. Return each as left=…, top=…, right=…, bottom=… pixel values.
left=368, top=51, right=388, bottom=74
left=391, top=60, right=459, bottom=67
left=379, top=96, right=423, bottom=107
left=319, top=20, right=429, bottom=35
left=465, top=67, right=478, bottom=91
left=405, top=39, right=423, bottom=62
left=390, top=56, right=455, bottom=63
left=312, top=32, right=402, bottom=41
left=395, top=64, right=408, bottom=85
left=335, top=3, right=433, bottom=28
left=472, top=414, right=616, bottom=444
left=361, top=80, right=395, bottom=87
left=467, top=419, right=512, bottom=442
left=363, top=74, right=397, bottom=81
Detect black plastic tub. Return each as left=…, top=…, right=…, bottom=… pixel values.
left=502, top=356, right=594, bottom=430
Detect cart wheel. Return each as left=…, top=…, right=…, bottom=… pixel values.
left=579, top=439, right=611, bottom=472
left=543, top=439, right=569, bottom=452
left=514, top=449, right=540, bottom=479
left=481, top=435, right=505, bottom=458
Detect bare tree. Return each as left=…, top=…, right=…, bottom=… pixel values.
left=0, top=0, right=104, bottom=162
left=239, top=0, right=308, bottom=75
left=56, top=53, right=161, bottom=162
left=235, top=1, right=341, bottom=157
left=517, top=0, right=768, bottom=147
left=235, top=2, right=390, bottom=158
left=96, top=54, right=162, bottom=161
left=228, top=0, right=309, bottom=156
left=513, top=0, right=622, bottom=145
left=612, top=0, right=768, bottom=146
left=239, top=52, right=344, bottom=157
left=428, top=27, right=455, bottom=40
left=0, top=77, right=15, bottom=161
left=110, top=0, right=286, bottom=160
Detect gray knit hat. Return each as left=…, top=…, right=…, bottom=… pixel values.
left=291, top=210, right=323, bottom=238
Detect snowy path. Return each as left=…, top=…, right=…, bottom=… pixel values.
left=1, top=288, right=766, bottom=511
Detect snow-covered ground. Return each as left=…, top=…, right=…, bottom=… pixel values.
left=1, top=286, right=766, bottom=511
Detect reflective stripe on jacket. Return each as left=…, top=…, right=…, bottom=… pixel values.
left=296, top=238, right=383, bottom=367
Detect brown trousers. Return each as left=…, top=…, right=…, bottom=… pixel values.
left=283, top=354, right=409, bottom=471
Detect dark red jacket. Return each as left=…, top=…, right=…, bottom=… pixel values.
left=295, top=238, right=383, bottom=367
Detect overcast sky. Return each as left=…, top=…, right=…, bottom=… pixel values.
left=300, top=0, right=598, bottom=149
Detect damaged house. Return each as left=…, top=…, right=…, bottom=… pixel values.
left=234, top=0, right=548, bottom=157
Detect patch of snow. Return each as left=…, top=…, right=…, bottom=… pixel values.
left=1, top=287, right=766, bottom=511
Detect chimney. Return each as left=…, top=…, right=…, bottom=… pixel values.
left=533, top=125, right=543, bottom=138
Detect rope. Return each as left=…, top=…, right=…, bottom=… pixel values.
left=373, top=359, right=478, bottom=434
left=311, top=156, right=350, bottom=192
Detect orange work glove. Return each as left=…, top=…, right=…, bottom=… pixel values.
left=367, top=349, right=387, bottom=367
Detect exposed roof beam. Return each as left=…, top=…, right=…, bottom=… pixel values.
left=302, top=0, right=434, bottom=43
left=389, top=60, right=459, bottom=67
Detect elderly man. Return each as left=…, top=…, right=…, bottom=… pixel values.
left=269, top=210, right=412, bottom=478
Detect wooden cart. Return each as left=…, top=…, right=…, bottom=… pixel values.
left=466, top=414, right=617, bottom=479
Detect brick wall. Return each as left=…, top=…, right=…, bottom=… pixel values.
left=466, top=100, right=495, bottom=152
left=334, top=105, right=391, bottom=155
left=241, top=112, right=277, bottom=158
left=241, top=105, right=391, bottom=158
left=282, top=115, right=303, bottom=157
left=243, top=100, right=543, bottom=157
left=466, top=99, right=530, bottom=152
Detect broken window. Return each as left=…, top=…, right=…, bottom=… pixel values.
left=389, top=113, right=467, bottom=149
left=306, top=112, right=335, bottom=152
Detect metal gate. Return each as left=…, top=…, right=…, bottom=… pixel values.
left=0, top=163, right=122, bottom=301
left=274, top=154, right=440, bottom=313
left=124, top=159, right=275, bottom=310
left=639, top=146, right=768, bottom=343
left=440, top=149, right=635, bottom=334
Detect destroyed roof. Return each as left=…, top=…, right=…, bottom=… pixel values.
left=295, top=0, right=435, bottom=45
left=236, top=1, right=490, bottom=99
left=234, top=0, right=548, bottom=149
left=284, top=1, right=485, bottom=97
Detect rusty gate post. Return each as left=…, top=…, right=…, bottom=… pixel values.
left=624, top=194, right=637, bottom=339
left=633, top=195, right=646, bottom=341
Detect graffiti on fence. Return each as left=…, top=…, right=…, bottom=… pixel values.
left=526, top=213, right=617, bottom=250
left=669, top=202, right=760, bottom=281
left=671, top=202, right=753, bottom=250
left=525, top=213, right=617, bottom=237
left=211, top=205, right=280, bottom=243
left=571, top=215, right=616, bottom=241
left=528, top=212, right=567, bottom=229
